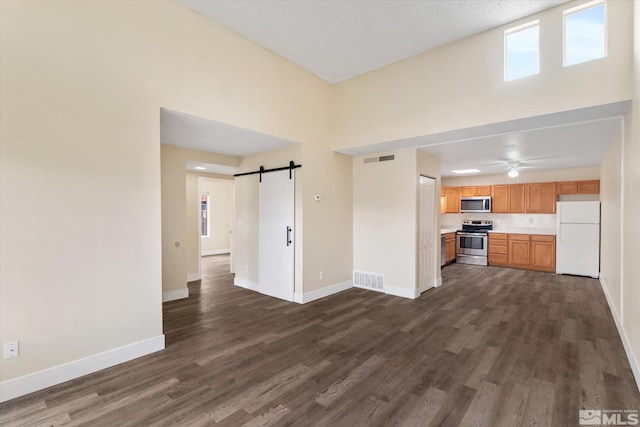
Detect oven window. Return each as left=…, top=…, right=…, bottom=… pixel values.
left=460, top=236, right=485, bottom=250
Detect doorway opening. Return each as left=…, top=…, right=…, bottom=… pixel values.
left=197, top=177, right=236, bottom=281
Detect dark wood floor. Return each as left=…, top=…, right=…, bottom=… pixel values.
left=2, top=256, right=639, bottom=426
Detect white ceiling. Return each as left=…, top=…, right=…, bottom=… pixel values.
left=160, top=108, right=297, bottom=157
left=186, top=161, right=237, bottom=176
left=178, top=0, right=569, bottom=83
left=421, top=117, right=621, bottom=177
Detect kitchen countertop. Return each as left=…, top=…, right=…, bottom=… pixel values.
left=488, top=227, right=556, bottom=235
left=440, top=228, right=457, bottom=235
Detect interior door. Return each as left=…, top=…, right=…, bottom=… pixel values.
left=419, top=176, right=436, bottom=293
left=259, top=169, right=295, bottom=301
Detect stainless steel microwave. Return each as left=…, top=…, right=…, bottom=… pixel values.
left=460, top=196, right=491, bottom=213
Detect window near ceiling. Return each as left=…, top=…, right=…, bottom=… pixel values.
left=564, top=0, right=606, bottom=67
left=200, top=193, right=210, bottom=238
left=504, top=20, right=540, bottom=81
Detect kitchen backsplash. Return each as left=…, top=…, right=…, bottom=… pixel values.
left=441, top=213, right=556, bottom=231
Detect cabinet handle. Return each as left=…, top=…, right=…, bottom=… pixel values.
left=286, top=226, right=292, bottom=246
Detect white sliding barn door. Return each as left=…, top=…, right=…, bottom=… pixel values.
left=418, top=176, right=436, bottom=293
left=259, top=170, right=295, bottom=302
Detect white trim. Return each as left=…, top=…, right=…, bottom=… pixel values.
left=294, top=280, right=352, bottom=304
left=416, top=277, right=443, bottom=296
left=202, top=249, right=230, bottom=256
left=619, top=116, right=625, bottom=326
left=0, top=335, right=165, bottom=403
left=162, top=288, right=189, bottom=302
left=234, top=278, right=259, bottom=292
left=187, top=273, right=201, bottom=282
left=599, top=277, right=640, bottom=393
left=384, top=285, right=418, bottom=300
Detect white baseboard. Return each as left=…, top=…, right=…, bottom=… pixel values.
left=162, top=288, right=189, bottom=302
left=435, top=277, right=443, bottom=288
left=202, top=249, right=230, bottom=256
left=294, top=280, right=352, bottom=304
left=234, top=278, right=259, bottom=292
left=187, top=273, right=201, bottom=282
left=0, top=335, right=165, bottom=403
left=600, top=277, right=640, bottom=393
left=384, top=285, right=418, bottom=300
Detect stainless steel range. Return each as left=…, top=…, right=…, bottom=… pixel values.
left=456, top=219, right=493, bottom=266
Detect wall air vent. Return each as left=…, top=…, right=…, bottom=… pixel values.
left=353, top=270, right=384, bottom=292
left=364, top=154, right=395, bottom=164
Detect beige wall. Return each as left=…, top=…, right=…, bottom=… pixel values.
left=441, top=166, right=601, bottom=187
left=599, top=0, right=640, bottom=390
left=200, top=179, right=232, bottom=254
left=301, top=145, right=353, bottom=292
left=600, top=123, right=623, bottom=317
left=621, top=0, right=640, bottom=387
left=333, top=0, right=633, bottom=151
left=186, top=172, right=234, bottom=278
left=353, top=148, right=418, bottom=294
left=0, top=0, right=331, bottom=385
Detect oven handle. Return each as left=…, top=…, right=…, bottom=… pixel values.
left=457, top=232, right=488, bottom=237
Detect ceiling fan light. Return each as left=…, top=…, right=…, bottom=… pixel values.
left=508, top=168, right=519, bottom=178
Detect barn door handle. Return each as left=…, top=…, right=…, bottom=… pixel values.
left=286, top=226, right=292, bottom=246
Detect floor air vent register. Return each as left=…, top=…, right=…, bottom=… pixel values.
left=353, top=270, right=384, bottom=291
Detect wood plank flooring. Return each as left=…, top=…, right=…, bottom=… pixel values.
left=1, top=256, right=639, bottom=426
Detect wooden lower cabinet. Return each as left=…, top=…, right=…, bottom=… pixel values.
left=445, top=232, right=456, bottom=264
left=530, top=235, right=556, bottom=271
left=508, top=234, right=531, bottom=267
left=488, top=233, right=508, bottom=266
left=489, top=233, right=556, bottom=272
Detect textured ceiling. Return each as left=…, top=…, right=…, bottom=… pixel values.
left=160, top=108, right=296, bottom=157
left=178, top=0, right=569, bottom=83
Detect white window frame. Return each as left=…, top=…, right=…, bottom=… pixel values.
left=200, top=192, right=210, bottom=238
left=504, top=20, right=540, bottom=82
left=563, top=0, right=607, bottom=67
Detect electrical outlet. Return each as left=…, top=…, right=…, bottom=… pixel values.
left=4, top=341, right=19, bottom=359
left=319, top=271, right=324, bottom=280
left=244, top=265, right=249, bottom=273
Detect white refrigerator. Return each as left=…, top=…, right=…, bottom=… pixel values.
left=556, top=201, right=600, bottom=278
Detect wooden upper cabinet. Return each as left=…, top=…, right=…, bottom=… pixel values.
left=556, top=181, right=578, bottom=194
left=460, top=186, right=491, bottom=197
left=526, top=182, right=556, bottom=213
left=444, top=187, right=460, bottom=213
left=578, top=180, right=600, bottom=194
left=475, top=186, right=491, bottom=196
left=556, top=180, right=600, bottom=195
left=460, top=186, right=475, bottom=197
left=491, top=185, right=509, bottom=213
left=508, top=184, right=526, bottom=213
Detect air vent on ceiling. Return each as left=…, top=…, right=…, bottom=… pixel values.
left=353, top=270, right=384, bottom=292
left=364, top=154, right=395, bottom=164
